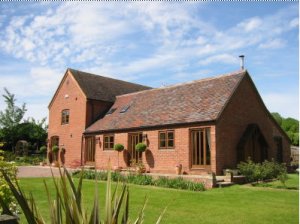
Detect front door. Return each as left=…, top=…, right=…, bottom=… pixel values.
left=128, top=133, right=143, bottom=164
left=50, top=136, right=59, bottom=162
left=190, top=129, right=211, bottom=168
left=85, top=136, right=96, bottom=165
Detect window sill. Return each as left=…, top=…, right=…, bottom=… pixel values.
left=158, top=149, right=175, bottom=151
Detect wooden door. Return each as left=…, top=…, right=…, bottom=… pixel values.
left=191, top=129, right=211, bottom=168
left=128, top=133, right=143, bottom=164
left=85, top=136, right=96, bottom=165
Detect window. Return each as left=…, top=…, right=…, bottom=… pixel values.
left=191, top=128, right=211, bottom=167
left=61, top=109, right=70, bottom=124
left=120, top=105, right=130, bottom=113
left=104, top=134, right=114, bottom=150
left=106, top=108, right=117, bottom=115
left=159, top=130, right=174, bottom=149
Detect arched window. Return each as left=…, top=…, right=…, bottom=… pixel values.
left=61, top=109, right=70, bottom=124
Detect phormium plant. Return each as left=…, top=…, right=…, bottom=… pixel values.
left=0, top=167, right=166, bottom=224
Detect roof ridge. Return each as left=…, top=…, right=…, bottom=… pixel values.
left=116, top=69, right=246, bottom=99
left=68, top=68, right=151, bottom=89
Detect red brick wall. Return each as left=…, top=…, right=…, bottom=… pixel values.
left=93, top=124, right=216, bottom=175
left=48, top=71, right=112, bottom=167
left=216, top=74, right=290, bottom=175
left=48, top=71, right=87, bottom=167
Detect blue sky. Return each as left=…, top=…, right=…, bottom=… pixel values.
left=0, top=2, right=298, bottom=121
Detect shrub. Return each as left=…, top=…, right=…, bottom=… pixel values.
left=127, top=174, right=153, bottom=185
left=51, top=145, right=59, bottom=153
left=14, top=155, right=44, bottom=166
left=114, top=144, right=124, bottom=152
left=2, top=151, right=16, bottom=162
left=39, top=146, right=47, bottom=154
left=153, top=177, right=205, bottom=191
left=1, top=167, right=166, bottom=224
left=0, top=150, right=18, bottom=214
left=238, top=159, right=288, bottom=184
left=135, top=143, right=147, bottom=153
left=72, top=170, right=206, bottom=191
left=237, top=159, right=261, bottom=183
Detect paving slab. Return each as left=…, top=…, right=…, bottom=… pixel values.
left=17, top=166, right=75, bottom=178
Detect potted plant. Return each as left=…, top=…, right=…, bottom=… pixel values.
left=135, top=143, right=147, bottom=153
left=135, top=143, right=147, bottom=173
left=136, top=160, right=146, bottom=174
left=39, top=146, right=47, bottom=166
left=114, top=143, right=125, bottom=171
left=175, top=163, right=182, bottom=175
left=52, top=145, right=59, bottom=167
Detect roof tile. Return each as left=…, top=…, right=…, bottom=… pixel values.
left=69, top=68, right=151, bottom=102
left=85, top=70, right=246, bottom=133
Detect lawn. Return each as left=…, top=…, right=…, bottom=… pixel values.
left=253, top=174, right=299, bottom=190
left=18, top=175, right=299, bottom=224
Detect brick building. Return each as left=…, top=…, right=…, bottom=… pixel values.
left=48, top=68, right=290, bottom=175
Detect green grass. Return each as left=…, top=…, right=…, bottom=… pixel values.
left=18, top=175, right=299, bottom=224
left=254, top=174, right=299, bottom=190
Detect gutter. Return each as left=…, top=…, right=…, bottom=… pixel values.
left=83, top=120, right=217, bottom=136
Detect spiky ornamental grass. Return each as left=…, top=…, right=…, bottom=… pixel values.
left=0, top=167, right=166, bottom=224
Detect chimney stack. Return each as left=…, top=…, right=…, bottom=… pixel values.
left=239, top=55, right=245, bottom=70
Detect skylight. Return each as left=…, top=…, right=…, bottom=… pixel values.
left=106, top=108, right=117, bottom=115
left=120, top=105, right=130, bottom=113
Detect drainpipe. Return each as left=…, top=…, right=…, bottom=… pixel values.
left=81, top=134, right=84, bottom=166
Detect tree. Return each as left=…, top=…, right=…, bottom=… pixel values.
left=271, top=112, right=283, bottom=126
left=16, top=118, right=48, bottom=151
left=0, top=88, right=27, bottom=151
left=272, top=112, right=299, bottom=146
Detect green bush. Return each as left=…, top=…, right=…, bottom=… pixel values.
left=39, top=146, right=47, bottom=154
left=153, top=177, right=205, bottom=191
left=114, top=143, right=124, bottom=152
left=72, top=170, right=205, bottom=191
left=51, top=145, right=59, bottom=153
left=135, top=143, right=147, bottom=152
left=127, top=174, right=153, bottom=185
left=1, top=167, right=166, bottom=224
left=238, top=159, right=288, bottom=184
left=2, top=151, right=16, bottom=162
left=14, top=155, right=44, bottom=165
left=0, top=150, right=18, bottom=214
left=237, top=159, right=261, bottom=182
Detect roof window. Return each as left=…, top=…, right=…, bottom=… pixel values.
left=120, top=105, right=130, bottom=113
left=106, top=108, right=117, bottom=115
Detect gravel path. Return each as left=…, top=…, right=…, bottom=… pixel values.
left=17, top=166, right=75, bottom=178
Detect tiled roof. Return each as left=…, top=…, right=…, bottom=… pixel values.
left=69, top=68, right=151, bottom=102
left=85, top=70, right=246, bottom=133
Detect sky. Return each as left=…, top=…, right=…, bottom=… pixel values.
left=0, top=2, right=298, bottom=122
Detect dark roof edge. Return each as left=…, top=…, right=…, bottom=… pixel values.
left=84, top=120, right=217, bottom=135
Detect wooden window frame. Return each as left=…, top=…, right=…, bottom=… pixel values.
left=158, top=130, right=175, bottom=150
left=190, top=128, right=211, bottom=168
left=103, top=134, right=114, bottom=150
left=61, top=109, right=70, bottom=125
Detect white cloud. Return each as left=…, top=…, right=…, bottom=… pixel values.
left=259, top=38, right=285, bottom=49
left=0, top=3, right=298, bottom=121
left=199, top=54, right=238, bottom=66
left=289, top=18, right=299, bottom=29
left=238, top=17, right=262, bottom=32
